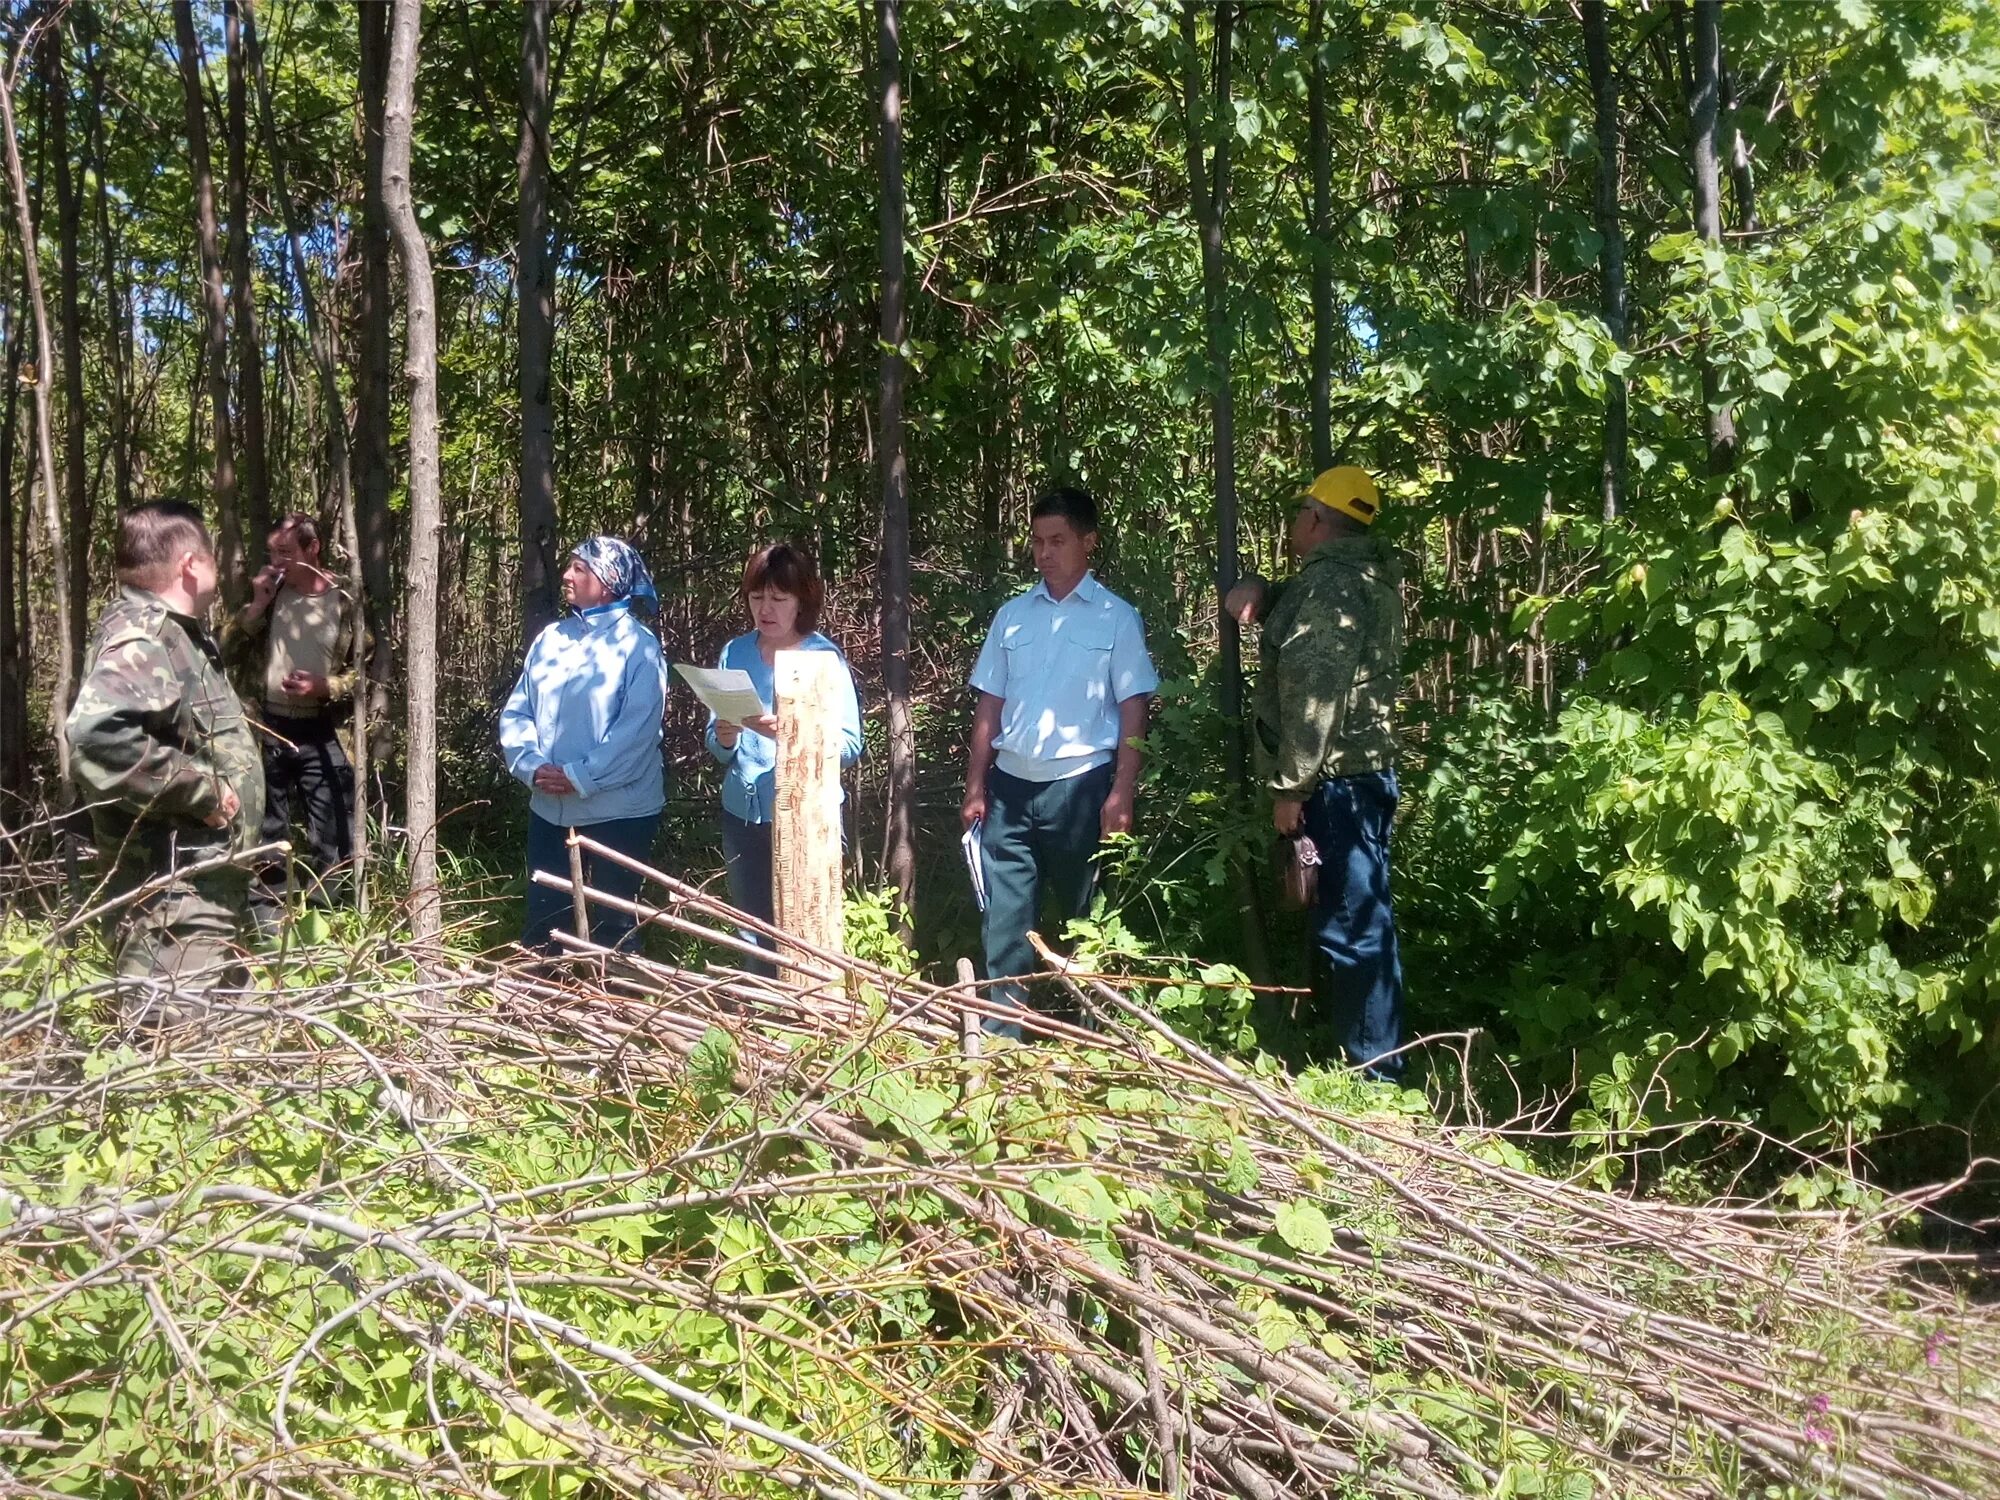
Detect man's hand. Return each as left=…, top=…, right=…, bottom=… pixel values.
left=1101, top=783, right=1135, bottom=838
left=713, top=720, right=742, bottom=750
left=533, top=765, right=577, bottom=797
left=1272, top=797, right=1305, bottom=836
left=281, top=669, right=330, bottom=701
left=248, top=565, right=285, bottom=615
left=202, top=785, right=241, bottom=830
left=1224, top=579, right=1268, bottom=629
left=960, top=785, right=988, bottom=832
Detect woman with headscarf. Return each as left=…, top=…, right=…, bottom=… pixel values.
left=704, top=543, right=863, bottom=967
left=500, top=536, right=668, bottom=952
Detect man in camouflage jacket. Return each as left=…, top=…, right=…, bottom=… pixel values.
left=1232, top=466, right=1407, bottom=1078
left=66, top=501, right=264, bottom=1019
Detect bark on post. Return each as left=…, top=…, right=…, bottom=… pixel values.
left=516, top=0, right=559, bottom=645
left=875, top=0, right=917, bottom=928
left=172, top=0, right=244, bottom=600
left=381, top=0, right=443, bottom=946
left=773, top=650, right=847, bottom=983
left=245, top=0, right=369, bottom=886
left=0, top=54, right=75, bottom=772
left=44, top=22, right=88, bottom=670
left=1582, top=0, right=1628, bottom=522
left=225, top=0, right=270, bottom=555
left=1687, top=0, right=1737, bottom=475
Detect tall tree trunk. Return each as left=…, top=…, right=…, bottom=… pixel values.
left=516, top=0, right=559, bottom=644
left=245, top=0, right=369, bottom=890
left=382, top=0, right=443, bottom=945
left=226, top=0, right=270, bottom=555
left=1306, top=0, right=1333, bottom=473
left=1687, top=0, right=1736, bottom=475
left=1181, top=0, right=1267, bottom=979
left=172, top=0, right=244, bottom=598
left=80, top=3, right=132, bottom=512
left=875, top=0, right=916, bottom=924
left=0, top=53, right=76, bottom=776
left=354, top=0, right=395, bottom=704
left=1582, top=1, right=1628, bottom=522
left=1720, top=58, right=1759, bottom=232
left=0, top=263, right=25, bottom=796
left=45, top=23, right=89, bottom=666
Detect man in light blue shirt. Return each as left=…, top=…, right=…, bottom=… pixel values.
left=962, top=487, right=1158, bottom=1033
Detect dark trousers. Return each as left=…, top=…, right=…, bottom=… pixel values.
left=720, top=811, right=776, bottom=976
left=522, top=812, right=661, bottom=953
left=252, top=711, right=354, bottom=930
left=1304, top=768, right=1405, bottom=1078
left=979, top=762, right=1112, bottom=1030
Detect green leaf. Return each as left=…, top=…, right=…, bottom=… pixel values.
left=1273, top=1200, right=1334, bottom=1255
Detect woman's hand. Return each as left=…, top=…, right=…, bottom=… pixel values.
left=533, top=764, right=577, bottom=797
left=713, top=720, right=741, bottom=750
left=741, top=712, right=779, bottom=738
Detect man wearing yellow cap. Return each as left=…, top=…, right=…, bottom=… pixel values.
left=1229, top=466, right=1406, bottom=1079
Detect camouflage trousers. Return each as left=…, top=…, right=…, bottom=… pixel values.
left=107, top=868, right=252, bottom=1029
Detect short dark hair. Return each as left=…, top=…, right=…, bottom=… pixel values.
left=1031, top=485, right=1100, bottom=535
left=116, top=501, right=212, bottom=588
left=739, top=543, right=825, bottom=634
left=271, top=512, right=320, bottom=551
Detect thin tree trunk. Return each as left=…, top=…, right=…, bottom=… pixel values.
left=226, top=0, right=270, bottom=556
left=45, top=22, right=89, bottom=665
left=1582, top=0, right=1628, bottom=522
left=354, top=0, right=394, bottom=705
left=0, top=53, right=75, bottom=775
left=0, top=260, right=24, bottom=796
left=81, top=3, right=132, bottom=512
left=1306, top=0, right=1332, bottom=474
left=1720, top=59, right=1759, bottom=232
left=1181, top=0, right=1267, bottom=980
left=876, top=0, right=916, bottom=925
left=173, top=0, right=244, bottom=599
left=244, top=0, right=369, bottom=891
left=1687, top=0, right=1736, bottom=474
left=516, top=0, right=559, bottom=644
left=382, top=0, right=443, bottom=945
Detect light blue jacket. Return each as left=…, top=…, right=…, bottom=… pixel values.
left=702, top=631, right=864, bottom=824
left=499, top=601, right=668, bottom=827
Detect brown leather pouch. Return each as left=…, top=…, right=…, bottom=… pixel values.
left=1277, top=833, right=1320, bottom=911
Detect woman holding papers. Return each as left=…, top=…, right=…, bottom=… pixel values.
left=703, top=544, right=863, bottom=968
left=500, top=536, right=669, bottom=953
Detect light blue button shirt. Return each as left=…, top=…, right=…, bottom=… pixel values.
left=969, top=571, right=1159, bottom=782
left=702, top=632, right=864, bottom=824
left=499, top=601, right=668, bottom=826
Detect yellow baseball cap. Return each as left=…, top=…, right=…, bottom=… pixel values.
left=1302, top=466, right=1382, bottom=526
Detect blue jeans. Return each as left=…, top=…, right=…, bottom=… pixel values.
left=1304, top=769, right=1405, bottom=1078
left=720, top=811, right=776, bottom=976
left=979, top=762, right=1113, bottom=1035
left=522, top=812, right=660, bottom=953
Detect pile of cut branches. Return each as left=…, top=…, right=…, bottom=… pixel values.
left=1, top=879, right=1995, bottom=1499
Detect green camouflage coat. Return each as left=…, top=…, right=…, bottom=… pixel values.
left=67, top=587, right=265, bottom=896
left=220, top=577, right=369, bottom=713
left=1251, top=534, right=1403, bottom=797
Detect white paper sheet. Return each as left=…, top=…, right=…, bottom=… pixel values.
left=962, top=819, right=988, bottom=911
left=674, top=663, right=771, bottom=724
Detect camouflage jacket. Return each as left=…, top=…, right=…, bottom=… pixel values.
left=220, top=576, right=369, bottom=715
left=66, top=587, right=265, bottom=886
left=1251, top=535, right=1403, bottom=796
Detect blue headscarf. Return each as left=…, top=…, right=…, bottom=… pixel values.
left=571, top=536, right=658, bottom=613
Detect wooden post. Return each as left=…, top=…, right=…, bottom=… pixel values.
left=773, top=650, right=846, bottom=983
left=566, top=829, right=590, bottom=943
